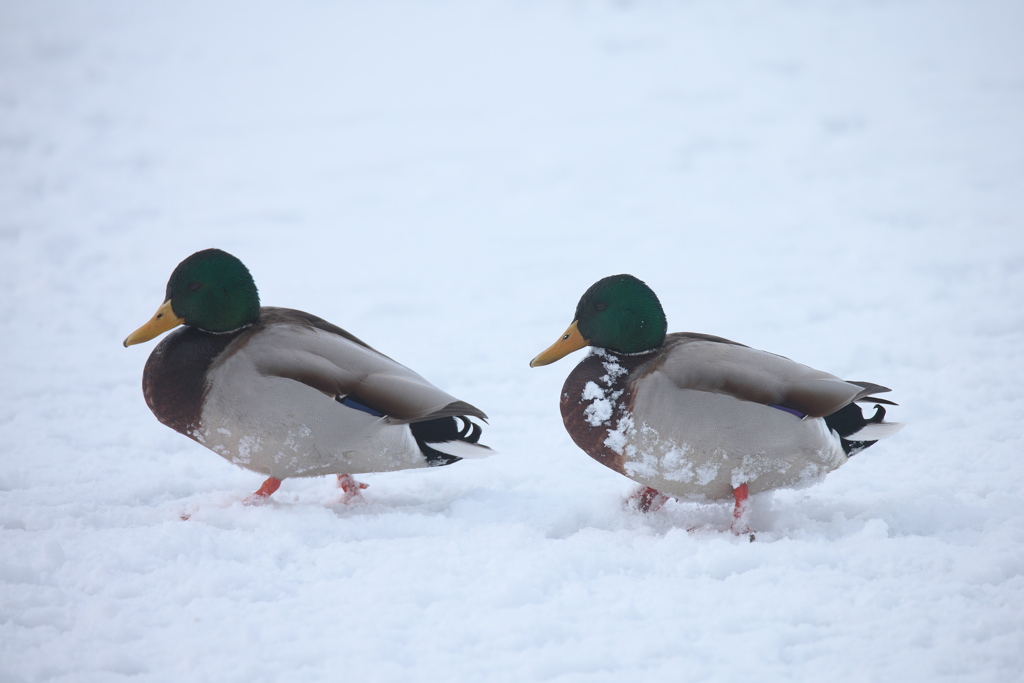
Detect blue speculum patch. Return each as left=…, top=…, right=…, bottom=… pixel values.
left=340, top=396, right=385, bottom=417
left=769, top=404, right=806, bottom=419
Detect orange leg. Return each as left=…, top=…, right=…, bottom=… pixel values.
left=731, top=483, right=752, bottom=535
left=337, top=474, right=369, bottom=503
left=628, top=485, right=670, bottom=513
left=244, top=476, right=282, bottom=505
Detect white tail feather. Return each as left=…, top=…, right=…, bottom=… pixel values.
left=428, top=440, right=495, bottom=459
left=846, top=421, right=905, bottom=441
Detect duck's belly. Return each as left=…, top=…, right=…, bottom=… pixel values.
left=607, top=389, right=846, bottom=501
left=194, top=364, right=426, bottom=479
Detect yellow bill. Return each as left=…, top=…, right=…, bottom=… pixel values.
left=530, top=320, right=588, bottom=367
left=123, top=299, right=185, bottom=347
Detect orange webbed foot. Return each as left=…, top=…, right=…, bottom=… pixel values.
left=627, top=485, right=670, bottom=513
left=337, top=474, right=369, bottom=504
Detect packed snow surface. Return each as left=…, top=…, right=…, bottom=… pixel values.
left=3, top=1, right=1023, bottom=681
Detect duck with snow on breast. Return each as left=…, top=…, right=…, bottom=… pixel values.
left=124, top=248, right=491, bottom=504
left=529, top=274, right=902, bottom=533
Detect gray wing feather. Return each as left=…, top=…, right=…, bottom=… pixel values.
left=656, top=333, right=886, bottom=417
left=238, top=309, right=487, bottom=423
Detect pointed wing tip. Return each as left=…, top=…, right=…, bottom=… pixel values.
left=848, top=381, right=899, bottom=406
left=447, top=401, right=488, bottom=422
left=850, top=381, right=893, bottom=394
left=855, top=396, right=898, bottom=406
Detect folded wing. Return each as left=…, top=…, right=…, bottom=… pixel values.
left=239, top=307, right=488, bottom=424
left=655, top=333, right=892, bottom=417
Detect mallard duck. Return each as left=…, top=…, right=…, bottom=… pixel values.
left=124, top=248, right=491, bottom=503
left=530, top=274, right=902, bottom=532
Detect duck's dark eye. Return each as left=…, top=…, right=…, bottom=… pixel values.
left=188, top=282, right=202, bottom=292
left=595, top=302, right=607, bottom=312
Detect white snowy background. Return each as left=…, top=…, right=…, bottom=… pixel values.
left=2, top=1, right=1023, bottom=681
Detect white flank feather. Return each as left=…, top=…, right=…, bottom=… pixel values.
left=846, top=421, right=906, bottom=441
left=428, top=440, right=496, bottom=459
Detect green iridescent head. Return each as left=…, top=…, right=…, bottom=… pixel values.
left=574, top=274, right=667, bottom=353
left=165, top=249, right=260, bottom=332
left=530, top=274, right=667, bottom=366
left=124, top=248, right=260, bottom=346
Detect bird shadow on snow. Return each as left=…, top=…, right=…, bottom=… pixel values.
left=160, top=471, right=913, bottom=545
left=539, top=489, right=915, bottom=545
left=165, top=474, right=477, bottom=527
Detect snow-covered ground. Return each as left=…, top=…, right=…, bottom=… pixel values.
left=3, top=1, right=1023, bottom=681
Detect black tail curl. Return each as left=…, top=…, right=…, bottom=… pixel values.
left=410, top=416, right=483, bottom=466
left=824, top=403, right=888, bottom=457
